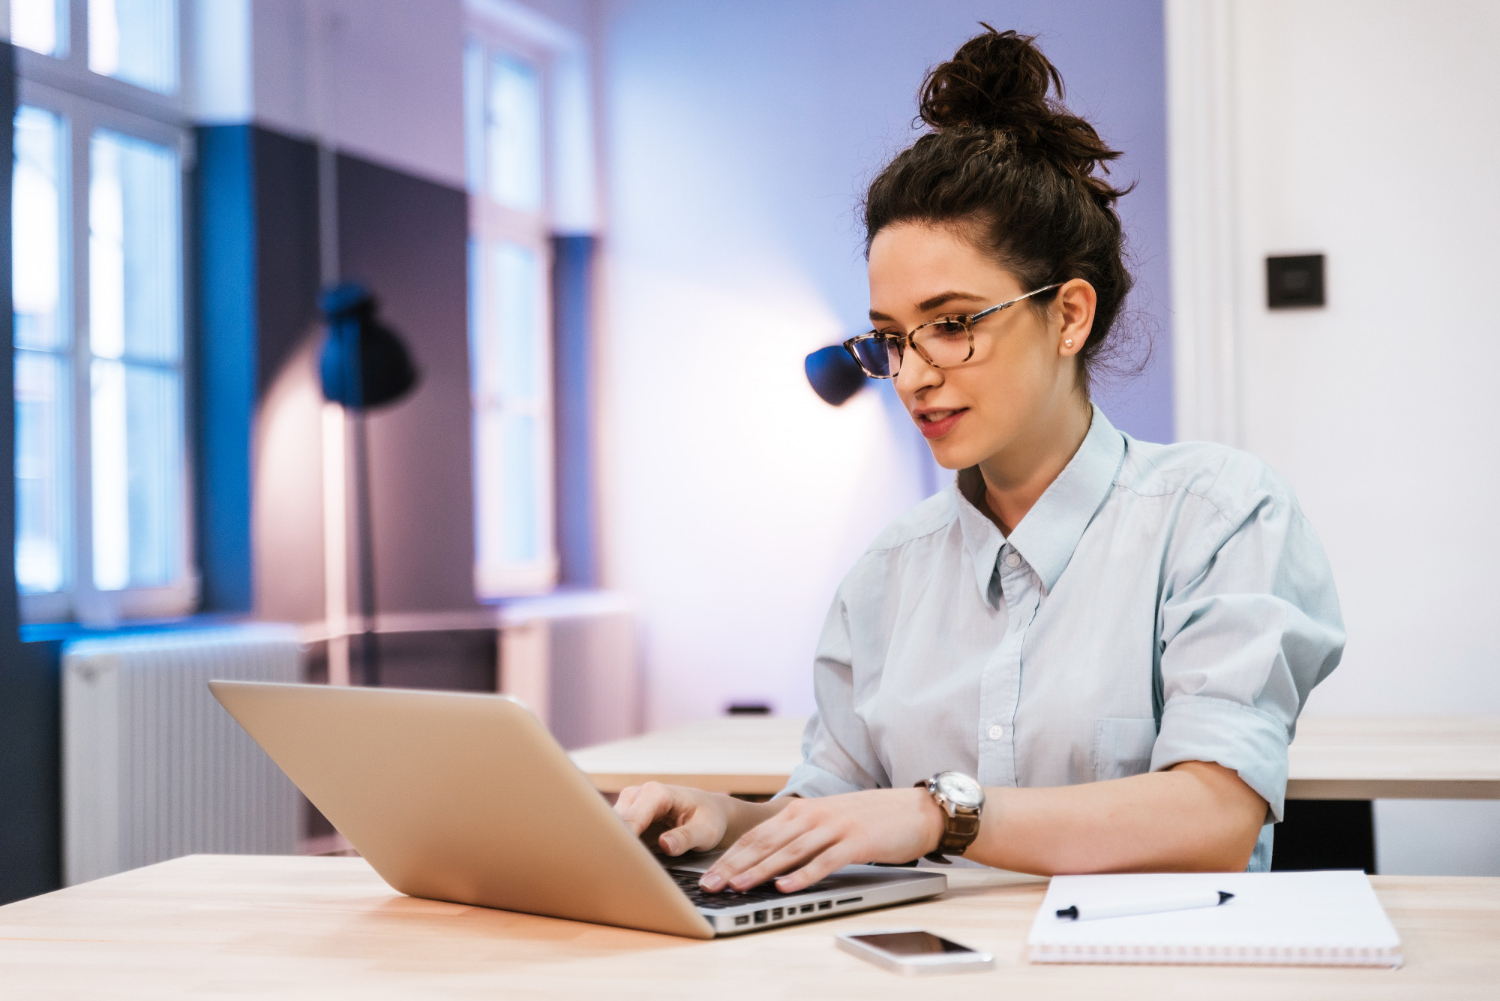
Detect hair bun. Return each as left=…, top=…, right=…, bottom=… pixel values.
left=919, top=26, right=1058, bottom=132
left=919, top=26, right=1125, bottom=201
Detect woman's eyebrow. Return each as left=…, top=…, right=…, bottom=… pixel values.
left=868, top=291, right=988, bottom=323
left=917, top=290, right=987, bottom=312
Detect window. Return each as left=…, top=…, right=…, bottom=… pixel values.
left=464, top=33, right=557, bottom=596
left=12, top=0, right=192, bottom=622
left=10, top=0, right=66, bottom=57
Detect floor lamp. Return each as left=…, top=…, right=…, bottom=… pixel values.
left=318, top=284, right=419, bottom=686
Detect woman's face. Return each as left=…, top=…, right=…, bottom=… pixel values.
left=867, top=221, right=1090, bottom=471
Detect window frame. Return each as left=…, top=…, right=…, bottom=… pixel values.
left=464, top=21, right=560, bottom=598
left=13, top=0, right=197, bottom=624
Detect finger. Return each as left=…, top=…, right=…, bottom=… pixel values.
left=613, top=783, right=671, bottom=836
left=657, top=811, right=720, bottom=856
left=724, top=827, right=839, bottom=892
left=701, top=813, right=816, bottom=891
left=774, top=841, right=858, bottom=894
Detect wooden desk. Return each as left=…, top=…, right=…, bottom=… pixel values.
left=0, top=855, right=1494, bottom=998
left=570, top=715, right=1500, bottom=799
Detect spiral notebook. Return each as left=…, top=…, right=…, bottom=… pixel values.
left=1028, top=870, right=1402, bottom=967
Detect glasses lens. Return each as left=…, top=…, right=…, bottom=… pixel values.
left=912, top=319, right=971, bottom=367
left=850, top=335, right=897, bottom=378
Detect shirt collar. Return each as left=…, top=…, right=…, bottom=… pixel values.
left=954, top=404, right=1126, bottom=596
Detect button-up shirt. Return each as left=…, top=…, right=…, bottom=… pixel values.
left=780, top=406, right=1345, bottom=871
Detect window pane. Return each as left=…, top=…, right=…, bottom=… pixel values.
left=10, top=0, right=65, bottom=56
left=15, top=352, right=70, bottom=594
left=467, top=237, right=484, bottom=396
left=13, top=106, right=71, bottom=596
left=492, top=241, right=538, bottom=400
left=91, top=360, right=182, bottom=590
left=90, top=129, right=181, bottom=363
left=473, top=408, right=504, bottom=576
left=501, top=414, right=539, bottom=563
left=473, top=410, right=542, bottom=572
left=89, top=129, right=184, bottom=592
left=463, top=41, right=486, bottom=196
left=486, top=53, right=543, bottom=211
left=89, top=0, right=179, bottom=95
left=14, top=106, right=66, bottom=351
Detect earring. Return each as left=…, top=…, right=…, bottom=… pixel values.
left=1064, top=338, right=1074, bottom=348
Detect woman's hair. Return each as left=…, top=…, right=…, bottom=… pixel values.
left=864, top=26, right=1135, bottom=393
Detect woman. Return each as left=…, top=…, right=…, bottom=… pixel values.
left=616, top=27, right=1344, bottom=894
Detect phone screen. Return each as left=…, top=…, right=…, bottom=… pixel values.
left=848, top=931, right=976, bottom=957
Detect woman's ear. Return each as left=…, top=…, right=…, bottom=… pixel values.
left=1055, top=279, right=1097, bottom=357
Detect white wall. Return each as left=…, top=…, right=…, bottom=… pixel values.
left=249, top=0, right=467, bottom=188
left=599, top=0, right=1174, bottom=728
left=1173, top=0, right=1500, bottom=873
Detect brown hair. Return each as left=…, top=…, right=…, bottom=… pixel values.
left=864, top=27, right=1135, bottom=393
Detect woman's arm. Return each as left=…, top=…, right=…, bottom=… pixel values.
left=696, top=760, right=1266, bottom=894
left=969, top=760, right=1265, bottom=874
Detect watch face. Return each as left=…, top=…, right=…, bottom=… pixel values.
left=934, top=772, right=984, bottom=810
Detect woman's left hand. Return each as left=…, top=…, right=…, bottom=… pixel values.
left=698, top=787, right=945, bottom=894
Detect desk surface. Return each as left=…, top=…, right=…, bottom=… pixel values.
left=0, top=855, right=1494, bottom=999
left=569, top=715, right=1500, bottom=799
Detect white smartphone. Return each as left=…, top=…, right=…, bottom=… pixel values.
left=835, top=929, right=995, bottom=975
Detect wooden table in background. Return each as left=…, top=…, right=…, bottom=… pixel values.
left=570, top=715, right=1500, bottom=800
left=1, top=855, right=1496, bottom=998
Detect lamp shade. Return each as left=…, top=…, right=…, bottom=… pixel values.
left=804, top=344, right=867, bottom=406
left=318, top=283, right=419, bottom=410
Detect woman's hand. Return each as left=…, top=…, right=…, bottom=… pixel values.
left=614, top=782, right=771, bottom=856
left=700, top=787, right=945, bottom=894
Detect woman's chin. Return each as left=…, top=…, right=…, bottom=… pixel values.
left=925, top=438, right=980, bottom=471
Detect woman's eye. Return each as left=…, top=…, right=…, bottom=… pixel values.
left=932, top=320, right=967, bottom=338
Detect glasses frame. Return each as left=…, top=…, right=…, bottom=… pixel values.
left=842, top=283, right=1063, bottom=379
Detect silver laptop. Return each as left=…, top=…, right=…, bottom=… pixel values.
left=209, top=681, right=946, bottom=938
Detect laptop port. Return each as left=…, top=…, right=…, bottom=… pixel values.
left=754, top=910, right=767, bottom=924
left=835, top=897, right=863, bottom=906
left=771, top=908, right=783, bottom=920
left=818, top=901, right=832, bottom=911
left=734, top=915, right=749, bottom=926
left=800, top=904, right=814, bottom=914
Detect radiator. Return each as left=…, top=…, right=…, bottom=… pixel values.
left=62, top=623, right=303, bottom=886
left=499, top=592, right=641, bottom=750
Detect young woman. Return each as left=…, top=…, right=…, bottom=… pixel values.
left=615, top=28, right=1344, bottom=894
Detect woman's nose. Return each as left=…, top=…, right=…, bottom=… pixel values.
left=896, top=347, right=943, bottom=396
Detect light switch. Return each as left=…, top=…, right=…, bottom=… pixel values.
left=1266, top=254, right=1325, bottom=309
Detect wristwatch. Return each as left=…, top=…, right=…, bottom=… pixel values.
left=916, top=771, right=985, bottom=863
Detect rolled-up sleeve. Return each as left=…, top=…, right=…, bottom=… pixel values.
left=778, top=575, right=890, bottom=799
left=1150, top=486, right=1345, bottom=822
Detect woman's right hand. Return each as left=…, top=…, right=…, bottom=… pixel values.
left=613, top=782, right=737, bottom=856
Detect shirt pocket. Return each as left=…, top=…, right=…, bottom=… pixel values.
left=1092, top=718, right=1159, bottom=782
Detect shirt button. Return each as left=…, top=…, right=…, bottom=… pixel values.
left=1004, top=553, right=1021, bottom=568
left=988, top=724, right=1004, bottom=741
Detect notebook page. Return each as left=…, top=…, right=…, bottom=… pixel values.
left=1028, top=871, right=1401, bottom=967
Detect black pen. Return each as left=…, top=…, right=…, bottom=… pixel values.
left=1057, top=889, right=1235, bottom=921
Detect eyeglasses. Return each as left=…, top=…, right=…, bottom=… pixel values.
left=842, top=284, right=1062, bottom=379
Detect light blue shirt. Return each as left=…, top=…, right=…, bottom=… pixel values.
left=781, top=406, right=1345, bottom=871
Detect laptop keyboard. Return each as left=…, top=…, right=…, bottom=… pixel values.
left=666, top=868, right=834, bottom=910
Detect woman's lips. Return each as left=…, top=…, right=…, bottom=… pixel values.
left=916, top=408, right=967, bottom=439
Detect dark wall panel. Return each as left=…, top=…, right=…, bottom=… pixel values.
left=252, top=129, right=321, bottom=397
left=0, top=41, right=63, bottom=904
left=336, top=154, right=480, bottom=614
left=195, top=125, right=256, bottom=612
left=195, top=125, right=321, bottom=615
left=552, top=235, right=598, bottom=588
